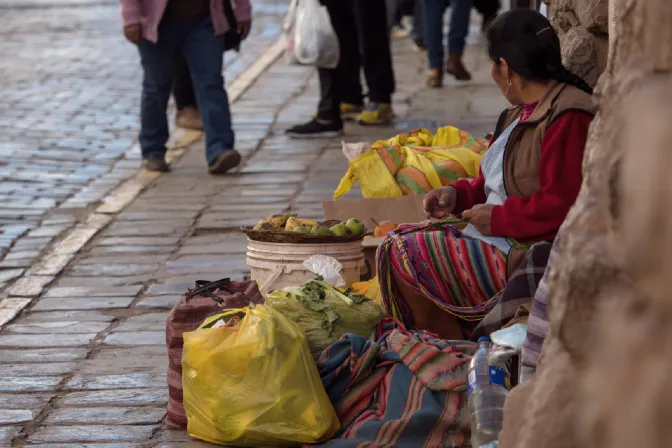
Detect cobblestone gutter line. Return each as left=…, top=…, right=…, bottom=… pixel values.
left=0, top=37, right=288, bottom=330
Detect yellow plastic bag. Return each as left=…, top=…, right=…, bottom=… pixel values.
left=334, top=126, right=488, bottom=199
left=182, top=306, right=340, bottom=446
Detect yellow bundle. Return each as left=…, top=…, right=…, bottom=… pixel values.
left=334, top=126, right=488, bottom=199
left=182, top=306, right=339, bottom=446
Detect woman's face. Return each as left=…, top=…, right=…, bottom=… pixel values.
left=490, top=59, right=522, bottom=105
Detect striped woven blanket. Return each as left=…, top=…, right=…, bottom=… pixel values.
left=315, top=318, right=477, bottom=447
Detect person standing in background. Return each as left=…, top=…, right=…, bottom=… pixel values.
left=172, top=57, right=203, bottom=130
left=286, top=0, right=396, bottom=138
left=424, top=0, right=473, bottom=87
left=119, top=0, right=251, bottom=174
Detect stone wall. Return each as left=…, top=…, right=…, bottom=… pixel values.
left=500, top=0, right=672, bottom=446
left=547, top=0, right=609, bottom=87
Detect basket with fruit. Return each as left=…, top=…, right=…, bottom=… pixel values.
left=242, top=214, right=370, bottom=244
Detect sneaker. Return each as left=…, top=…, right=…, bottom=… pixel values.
left=427, top=68, right=443, bottom=88
left=356, top=103, right=394, bottom=126
left=285, top=119, right=344, bottom=139
left=143, top=156, right=170, bottom=173
left=175, top=106, right=203, bottom=130
left=340, top=103, right=364, bottom=121
left=208, top=150, right=242, bottom=175
left=446, top=53, right=472, bottom=81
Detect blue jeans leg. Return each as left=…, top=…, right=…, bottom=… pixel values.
left=138, top=35, right=179, bottom=160
left=448, top=0, right=472, bottom=55
left=423, top=0, right=448, bottom=69
left=183, top=17, right=234, bottom=165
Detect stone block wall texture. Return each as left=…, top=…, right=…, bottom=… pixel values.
left=549, top=0, right=609, bottom=87
left=500, top=0, right=672, bottom=447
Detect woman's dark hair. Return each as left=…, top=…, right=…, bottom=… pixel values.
left=485, top=9, right=593, bottom=95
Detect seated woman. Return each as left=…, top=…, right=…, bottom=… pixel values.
left=377, top=9, right=596, bottom=339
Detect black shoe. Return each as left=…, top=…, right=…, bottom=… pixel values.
left=142, top=156, right=170, bottom=172
left=285, top=119, right=344, bottom=139
left=208, top=150, right=242, bottom=175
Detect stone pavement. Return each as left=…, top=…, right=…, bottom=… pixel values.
left=0, top=0, right=288, bottom=291
left=0, top=11, right=508, bottom=447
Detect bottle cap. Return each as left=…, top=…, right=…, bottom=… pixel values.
left=478, top=336, right=491, bottom=343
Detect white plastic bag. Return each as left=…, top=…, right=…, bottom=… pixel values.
left=303, top=255, right=345, bottom=286
left=293, top=0, right=340, bottom=68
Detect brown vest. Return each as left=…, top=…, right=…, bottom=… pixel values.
left=493, top=81, right=597, bottom=198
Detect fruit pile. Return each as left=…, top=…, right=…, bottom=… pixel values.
left=253, top=214, right=367, bottom=236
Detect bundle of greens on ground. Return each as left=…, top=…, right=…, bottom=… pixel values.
left=265, top=276, right=386, bottom=359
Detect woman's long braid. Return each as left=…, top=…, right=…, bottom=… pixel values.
left=551, top=66, right=594, bottom=95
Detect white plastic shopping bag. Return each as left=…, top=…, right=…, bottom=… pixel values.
left=293, top=0, right=340, bottom=68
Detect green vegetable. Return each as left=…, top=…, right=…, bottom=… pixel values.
left=266, top=279, right=386, bottom=360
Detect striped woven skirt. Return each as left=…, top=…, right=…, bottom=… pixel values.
left=377, top=221, right=508, bottom=335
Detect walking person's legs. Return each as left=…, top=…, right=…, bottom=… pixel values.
left=172, top=55, right=203, bottom=130
left=182, top=16, right=239, bottom=174
left=286, top=0, right=359, bottom=137
left=446, top=0, right=473, bottom=80
left=335, top=0, right=366, bottom=121
left=423, top=0, right=448, bottom=87
left=411, top=0, right=425, bottom=50
left=137, top=23, right=182, bottom=172
left=353, top=0, right=396, bottom=125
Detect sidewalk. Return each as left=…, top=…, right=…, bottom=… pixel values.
left=0, top=26, right=508, bottom=448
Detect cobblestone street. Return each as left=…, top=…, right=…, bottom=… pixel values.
left=0, top=2, right=508, bottom=445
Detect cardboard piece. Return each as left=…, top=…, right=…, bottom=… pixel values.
left=321, top=195, right=427, bottom=229
left=322, top=195, right=428, bottom=281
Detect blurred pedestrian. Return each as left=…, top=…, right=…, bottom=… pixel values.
left=119, top=0, right=251, bottom=174
left=172, top=57, right=203, bottom=130
left=424, top=0, right=473, bottom=88
left=474, top=0, right=499, bottom=31
left=286, top=0, right=396, bottom=138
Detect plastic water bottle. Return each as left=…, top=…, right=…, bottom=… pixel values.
left=467, top=336, right=511, bottom=447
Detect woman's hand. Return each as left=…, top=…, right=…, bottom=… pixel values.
left=463, top=204, right=494, bottom=235
left=423, top=187, right=457, bottom=219
left=238, top=19, right=252, bottom=40
left=123, top=24, right=142, bottom=44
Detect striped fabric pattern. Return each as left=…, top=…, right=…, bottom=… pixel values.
left=521, top=233, right=561, bottom=373
left=471, top=241, right=553, bottom=340
left=315, top=318, right=476, bottom=448
left=376, top=129, right=487, bottom=196
left=378, top=222, right=507, bottom=330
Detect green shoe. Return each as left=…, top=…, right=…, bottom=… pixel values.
left=340, top=103, right=364, bottom=121
left=356, top=103, right=394, bottom=126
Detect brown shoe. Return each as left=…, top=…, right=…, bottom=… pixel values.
left=142, top=156, right=170, bottom=173
left=208, top=150, right=242, bottom=175
left=175, top=106, right=203, bottom=130
left=427, top=68, right=443, bottom=88
left=446, top=53, right=472, bottom=81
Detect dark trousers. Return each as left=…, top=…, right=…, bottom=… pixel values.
left=138, top=16, right=234, bottom=164
left=173, top=57, right=196, bottom=110
left=424, top=0, right=472, bottom=68
left=317, top=0, right=396, bottom=123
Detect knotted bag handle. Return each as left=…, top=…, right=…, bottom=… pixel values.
left=184, top=278, right=238, bottom=304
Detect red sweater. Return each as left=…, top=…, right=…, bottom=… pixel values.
left=452, top=111, right=593, bottom=242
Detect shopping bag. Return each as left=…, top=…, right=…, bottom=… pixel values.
left=293, top=0, right=340, bottom=68
left=182, top=305, right=340, bottom=446
left=165, top=279, right=264, bottom=429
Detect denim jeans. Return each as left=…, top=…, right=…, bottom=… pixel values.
left=138, top=16, right=234, bottom=165
left=423, top=0, right=473, bottom=69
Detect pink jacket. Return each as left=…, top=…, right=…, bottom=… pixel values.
left=119, top=0, right=252, bottom=43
